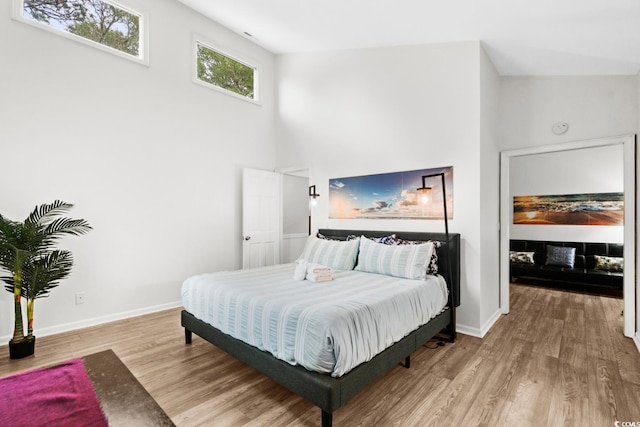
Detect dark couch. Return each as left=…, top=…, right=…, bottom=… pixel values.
left=510, top=240, right=623, bottom=289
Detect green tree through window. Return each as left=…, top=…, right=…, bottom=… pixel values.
left=22, top=0, right=140, bottom=58
left=196, top=43, right=256, bottom=100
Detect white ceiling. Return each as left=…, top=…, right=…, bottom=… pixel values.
left=176, top=0, right=640, bottom=76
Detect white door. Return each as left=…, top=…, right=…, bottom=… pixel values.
left=242, top=168, right=281, bottom=269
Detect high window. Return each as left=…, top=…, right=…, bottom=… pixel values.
left=195, top=41, right=258, bottom=102
left=14, top=0, right=146, bottom=63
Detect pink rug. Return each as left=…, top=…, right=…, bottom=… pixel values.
left=0, top=358, right=108, bottom=427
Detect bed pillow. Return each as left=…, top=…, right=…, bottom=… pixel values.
left=368, top=234, right=402, bottom=245
left=425, top=240, right=442, bottom=275
left=316, top=232, right=335, bottom=240
left=399, top=239, right=441, bottom=275
left=355, top=236, right=434, bottom=280
left=545, top=245, right=576, bottom=268
left=317, top=232, right=359, bottom=241
left=298, top=235, right=360, bottom=270
left=594, top=255, right=624, bottom=272
left=360, top=234, right=441, bottom=275
left=510, top=251, right=535, bottom=265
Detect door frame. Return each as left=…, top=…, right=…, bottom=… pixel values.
left=278, top=166, right=311, bottom=263
left=499, top=134, right=636, bottom=338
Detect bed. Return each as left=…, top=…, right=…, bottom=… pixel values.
left=181, top=228, right=461, bottom=426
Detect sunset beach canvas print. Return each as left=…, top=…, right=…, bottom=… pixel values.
left=513, top=192, right=623, bottom=225
left=329, top=167, right=453, bottom=219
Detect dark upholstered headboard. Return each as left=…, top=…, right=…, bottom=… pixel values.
left=318, top=229, right=461, bottom=307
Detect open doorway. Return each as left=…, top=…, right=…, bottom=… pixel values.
left=280, top=168, right=310, bottom=263
left=499, top=135, right=636, bottom=338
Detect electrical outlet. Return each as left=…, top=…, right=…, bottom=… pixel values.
left=75, top=292, right=85, bottom=305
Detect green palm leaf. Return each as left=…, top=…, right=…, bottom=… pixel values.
left=44, top=217, right=92, bottom=236
left=25, top=200, right=72, bottom=226
left=24, top=250, right=74, bottom=300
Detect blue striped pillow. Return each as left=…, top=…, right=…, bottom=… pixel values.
left=298, top=235, right=360, bottom=270
left=355, top=236, right=434, bottom=279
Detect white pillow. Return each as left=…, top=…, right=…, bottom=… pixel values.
left=297, top=235, right=360, bottom=270
left=355, top=236, right=434, bottom=280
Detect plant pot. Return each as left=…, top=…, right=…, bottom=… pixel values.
left=9, top=336, right=35, bottom=359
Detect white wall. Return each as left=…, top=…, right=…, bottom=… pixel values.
left=479, top=46, right=501, bottom=333
left=510, top=145, right=624, bottom=243
left=499, top=76, right=637, bottom=150
left=282, top=174, right=309, bottom=262
left=282, top=175, right=309, bottom=235
left=637, top=71, right=640, bottom=344
left=276, top=41, right=500, bottom=336
left=0, top=0, right=277, bottom=340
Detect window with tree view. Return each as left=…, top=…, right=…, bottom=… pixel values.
left=196, top=42, right=257, bottom=101
left=18, top=0, right=142, bottom=59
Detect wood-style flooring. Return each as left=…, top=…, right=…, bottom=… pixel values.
left=1, top=283, right=639, bottom=426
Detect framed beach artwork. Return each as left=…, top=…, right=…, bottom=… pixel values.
left=329, top=167, right=453, bottom=220
left=513, top=192, right=623, bottom=226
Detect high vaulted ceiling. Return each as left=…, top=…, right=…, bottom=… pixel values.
left=176, top=0, right=640, bottom=76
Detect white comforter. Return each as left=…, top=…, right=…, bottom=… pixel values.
left=181, top=264, right=448, bottom=377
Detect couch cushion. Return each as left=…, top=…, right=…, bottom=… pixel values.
left=545, top=245, right=576, bottom=268
left=510, top=251, right=535, bottom=264
left=594, top=255, right=624, bottom=272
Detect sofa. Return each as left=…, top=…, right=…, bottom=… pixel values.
left=510, top=239, right=623, bottom=290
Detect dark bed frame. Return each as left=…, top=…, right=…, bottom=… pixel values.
left=181, top=229, right=461, bottom=426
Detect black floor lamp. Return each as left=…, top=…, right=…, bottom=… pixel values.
left=417, top=172, right=456, bottom=341
left=308, top=185, right=319, bottom=236
left=417, top=172, right=449, bottom=240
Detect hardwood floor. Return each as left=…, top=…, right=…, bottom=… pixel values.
left=1, top=283, right=639, bottom=426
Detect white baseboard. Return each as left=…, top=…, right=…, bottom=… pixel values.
left=634, top=332, right=640, bottom=353
left=456, top=308, right=503, bottom=338
left=1, top=300, right=183, bottom=342
left=480, top=309, right=503, bottom=337
left=455, top=324, right=482, bottom=338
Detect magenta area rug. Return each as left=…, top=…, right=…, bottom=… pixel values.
left=0, top=358, right=108, bottom=427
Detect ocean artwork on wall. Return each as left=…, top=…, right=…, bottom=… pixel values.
left=513, top=192, right=624, bottom=226
left=329, top=167, right=453, bottom=219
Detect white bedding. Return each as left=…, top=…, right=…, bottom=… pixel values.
left=181, top=263, right=448, bottom=377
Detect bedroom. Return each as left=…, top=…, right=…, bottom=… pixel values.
left=0, top=0, right=639, bottom=425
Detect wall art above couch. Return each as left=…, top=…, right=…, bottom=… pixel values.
left=513, top=192, right=623, bottom=226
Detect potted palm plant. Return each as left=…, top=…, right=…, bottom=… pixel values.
left=0, top=201, right=91, bottom=359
